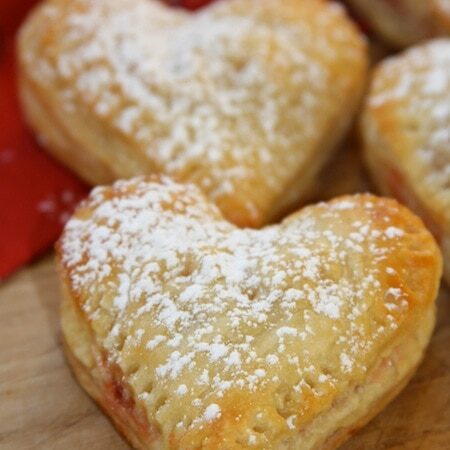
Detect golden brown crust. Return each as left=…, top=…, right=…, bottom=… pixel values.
left=345, top=0, right=450, bottom=47
left=61, top=328, right=159, bottom=450
left=361, top=39, right=450, bottom=284
left=62, top=305, right=430, bottom=450
left=57, top=176, right=441, bottom=449
left=18, top=0, right=368, bottom=227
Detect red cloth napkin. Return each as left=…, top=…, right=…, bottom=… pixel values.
left=0, top=0, right=213, bottom=280
left=0, top=0, right=89, bottom=280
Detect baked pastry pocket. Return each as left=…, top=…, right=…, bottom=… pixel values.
left=58, top=176, right=442, bottom=450
left=18, top=0, right=368, bottom=227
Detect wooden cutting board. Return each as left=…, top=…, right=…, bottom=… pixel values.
left=1, top=252, right=450, bottom=450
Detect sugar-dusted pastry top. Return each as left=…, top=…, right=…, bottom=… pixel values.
left=19, top=0, right=367, bottom=226
left=57, top=177, right=441, bottom=447
left=363, top=39, right=450, bottom=227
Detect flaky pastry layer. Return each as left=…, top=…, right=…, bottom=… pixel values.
left=57, top=177, right=441, bottom=449
left=362, top=39, right=450, bottom=283
left=62, top=286, right=435, bottom=450
left=18, top=0, right=368, bottom=227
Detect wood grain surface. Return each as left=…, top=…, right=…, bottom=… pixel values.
left=0, top=252, right=449, bottom=450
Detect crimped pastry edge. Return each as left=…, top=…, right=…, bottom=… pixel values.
left=60, top=274, right=436, bottom=450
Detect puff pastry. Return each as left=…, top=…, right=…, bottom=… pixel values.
left=362, top=39, right=450, bottom=284
left=18, top=0, right=368, bottom=227
left=57, top=176, right=441, bottom=450
left=345, top=0, right=450, bottom=47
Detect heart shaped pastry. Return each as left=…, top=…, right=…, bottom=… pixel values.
left=362, top=39, right=450, bottom=284
left=57, top=176, right=441, bottom=450
left=18, top=0, right=368, bottom=227
left=345, top=0, right=450, bottom=48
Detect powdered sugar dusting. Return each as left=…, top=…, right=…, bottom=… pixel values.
left=369, top=39, right=450, bottom=209
left=60, top=177, right=415, bottom=431
left=203, top=403, right=221, bottom=422
left=23, top=0, right=366, bottom=225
